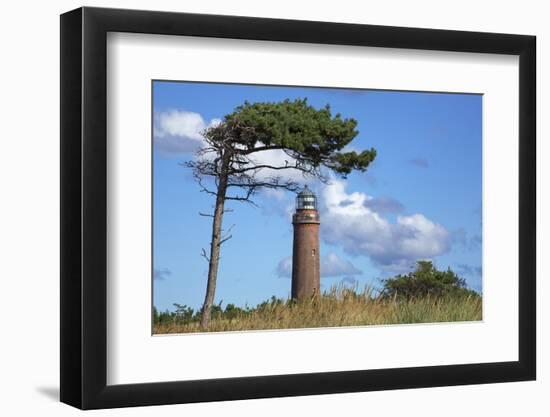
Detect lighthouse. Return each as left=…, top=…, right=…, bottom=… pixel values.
left=291, top=186, right=321, bottom=300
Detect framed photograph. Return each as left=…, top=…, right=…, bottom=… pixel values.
left=60, top=6, right=536, bottom=410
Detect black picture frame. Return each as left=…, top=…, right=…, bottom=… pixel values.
left=60, top=6, right=536, bottom=410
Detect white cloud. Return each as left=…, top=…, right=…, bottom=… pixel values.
left=276, top=252, right=362, bottom=278
left=245, top=148, right=316, bottom=184
left=320, top=180, right=451, bottom=272
left=322, top=252, right=363, bottom=276
left=153, top=109, right=220, bottom=154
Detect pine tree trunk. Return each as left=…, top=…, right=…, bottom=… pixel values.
left=200, top=153, right=230, bottom=329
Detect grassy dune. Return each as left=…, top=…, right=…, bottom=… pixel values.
left=153, top=286, right=482, bottom=334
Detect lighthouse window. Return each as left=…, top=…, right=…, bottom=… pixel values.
left=311, top=249, right=316, bottom=257
left=296, top=188, right=318, bottom=210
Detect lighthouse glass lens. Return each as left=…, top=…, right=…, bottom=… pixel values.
left=298, top=196, right=316, bottom=209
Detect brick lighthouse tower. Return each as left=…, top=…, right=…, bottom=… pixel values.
left=291, top=186, right=321, bottom=300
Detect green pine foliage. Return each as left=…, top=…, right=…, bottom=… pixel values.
left=221, top=98, right=377, bottom=177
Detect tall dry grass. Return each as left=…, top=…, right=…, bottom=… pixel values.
left=153, top=285, right=482, bottom=334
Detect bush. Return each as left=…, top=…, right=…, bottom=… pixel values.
left=380, top=261, right=478, bottom=299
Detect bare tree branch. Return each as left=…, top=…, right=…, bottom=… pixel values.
left=225, top=195, right=259, bottom=207
left=229, top=162, right=310, bottom=174
left=219, top=234, right=233, bottom=246
left=236, top=145, right=285, bottom=155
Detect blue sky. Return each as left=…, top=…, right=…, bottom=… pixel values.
left=153, top=81, right=482, bottom=312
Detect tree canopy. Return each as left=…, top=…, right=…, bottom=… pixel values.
left=188, top=98, right=377, bottom=203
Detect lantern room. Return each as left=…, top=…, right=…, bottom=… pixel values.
left=296, top=185, right=317, bottom=210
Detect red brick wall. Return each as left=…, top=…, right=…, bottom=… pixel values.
left=291, top=217, right=320, bottom=300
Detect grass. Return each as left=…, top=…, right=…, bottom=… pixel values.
left=153, top=285, right=482, bottom=334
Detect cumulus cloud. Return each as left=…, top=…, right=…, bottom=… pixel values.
left=153, top=268, right=171, bottom=281
left=153, top=109, right=220, bottom=154
left=322, top=252, right=363, bottom=277
left=320, top=180, right=451, bottom=273
left=276, top=252, right=362, bottom=278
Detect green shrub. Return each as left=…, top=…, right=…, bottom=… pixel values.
left=380, top=261, right=478, bottom=300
